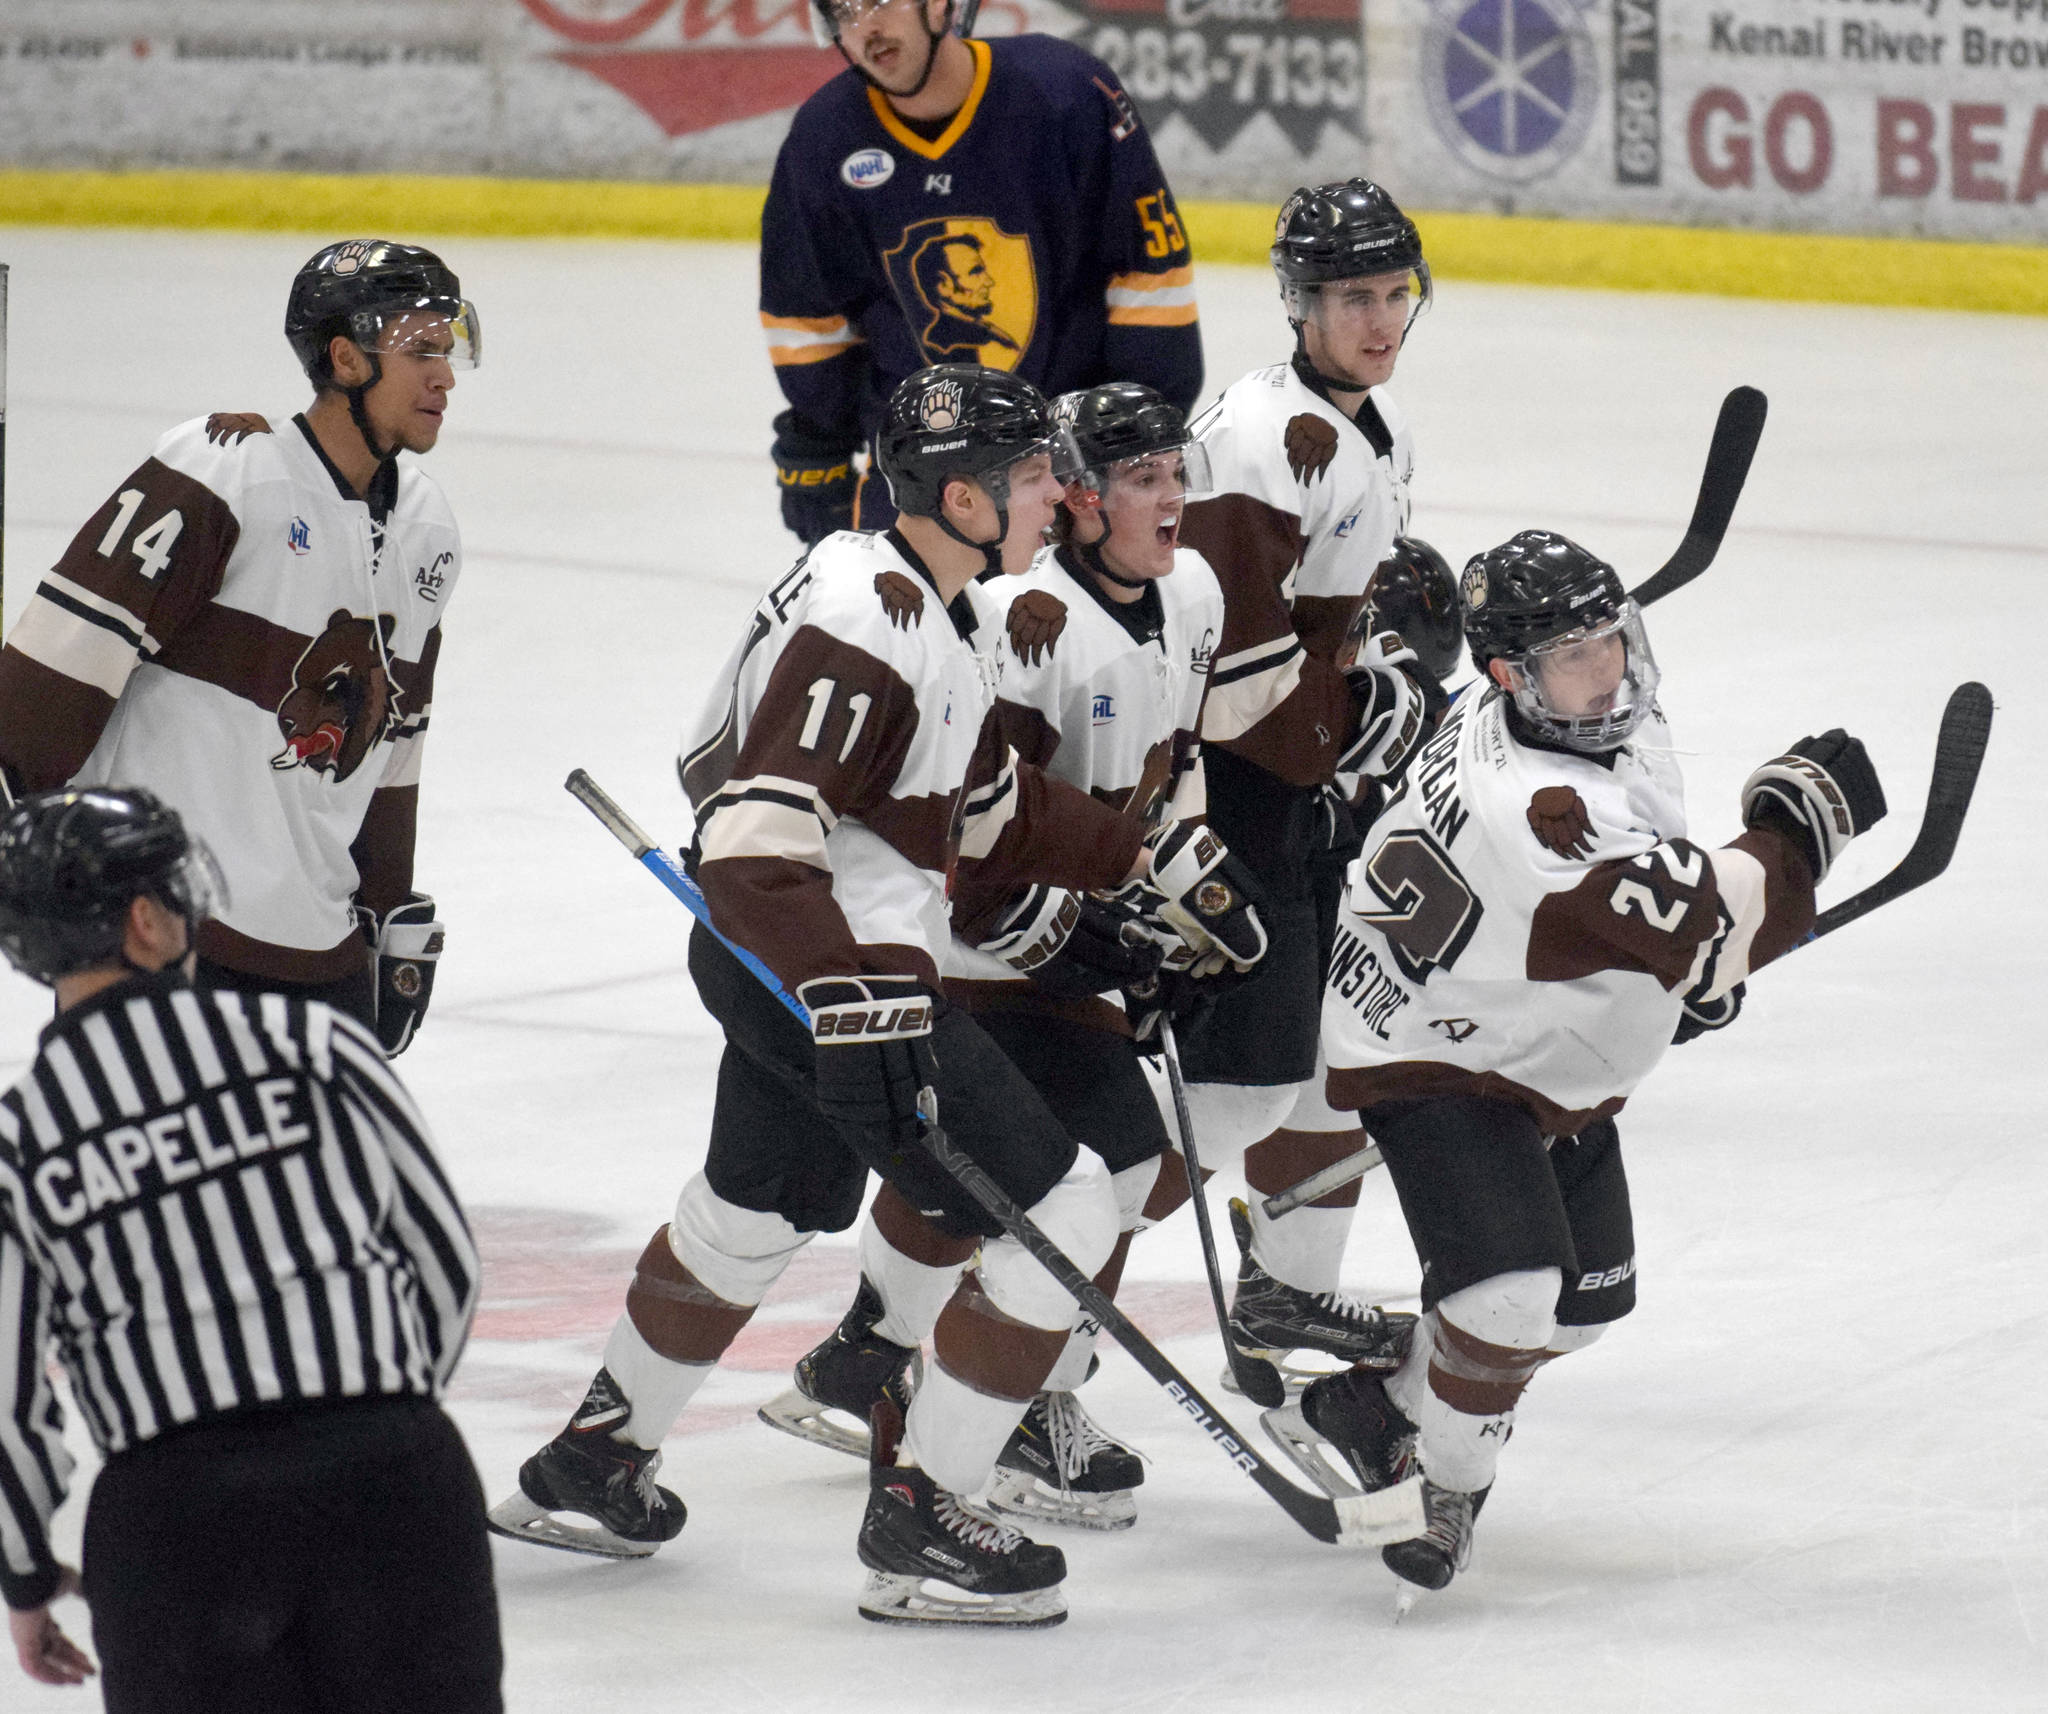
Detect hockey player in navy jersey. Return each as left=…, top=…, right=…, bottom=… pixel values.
left=761, top=0, right=1203, bottom=544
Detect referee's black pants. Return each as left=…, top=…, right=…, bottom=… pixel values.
left=84, top=1396, right=503, bottom=1714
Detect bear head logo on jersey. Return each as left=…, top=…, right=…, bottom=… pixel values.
left=272, top=608, right=404, bottom=782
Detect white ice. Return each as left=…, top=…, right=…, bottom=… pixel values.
left=1, top=227, right=2043, bottom=1712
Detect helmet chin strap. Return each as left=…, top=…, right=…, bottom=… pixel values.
left=838, top=0, right=954, bottom=100
left=1068, top=519, right=1147, bottom=590
left=342, top=349, right=398, bottom=468
left=1289, top=323, right=1372, bottom=400
left=937, top=502, right=1008, bottom=579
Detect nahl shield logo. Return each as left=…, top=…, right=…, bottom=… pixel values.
left=918, top=377, right=965, bottom=431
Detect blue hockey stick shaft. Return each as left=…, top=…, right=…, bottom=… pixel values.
left=564, top=768, right=809, bottom=1027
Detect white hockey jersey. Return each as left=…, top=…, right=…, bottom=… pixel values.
left=1178, top=357, right=1415, bottom=787
left=945, top=543, right=1225, bottom=990
left=678, top=530, right=1147, bottom=994
left=0, top=414, right=456, bottom=983
left=1321, top=688, right=1816, bottom=1136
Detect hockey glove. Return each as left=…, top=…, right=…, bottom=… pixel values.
left=798, top=975, right=940, bottom=1151
left=358, top=892, right=444, bottom=1057
left=772, top=410, right=858, bottom=546
left=1672, top=979, right=1744, bottom=1046
left=1740, top=729, right=1887, bottom=884
left=1335, top=627, right=1436, bottom=789
left=1138, top=821, right=1270, bottom=978
left=977, top=885, right=1166, bottom=1000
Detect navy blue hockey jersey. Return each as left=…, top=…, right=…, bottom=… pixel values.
left=760, top=34, right=1202, bottom=482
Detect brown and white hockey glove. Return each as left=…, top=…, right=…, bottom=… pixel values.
left=1138, top=821, right=1270, bottom=978
left=1740, top=729, right=1886, bottom=884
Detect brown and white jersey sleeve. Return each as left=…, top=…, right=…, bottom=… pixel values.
left=1179, top=363, right=1413, bottom=788
left=1321, top=690, right=1816, bottom=1134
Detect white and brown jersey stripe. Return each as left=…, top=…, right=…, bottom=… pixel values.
left=0, top=413, right=457, bottom=984
left=677, top=530, right=1146, bottom=995
left=0, top=974, right=478, bottom=1612
left=1179, top=360, right=1414, bottom=789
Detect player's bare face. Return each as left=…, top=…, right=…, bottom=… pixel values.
left=1302, top=272, right=1414, bottom=392
left=1095, top=454, right=1187, bottom=582
left=838, top=0, right=941, bottom=94
left=363, top=312, right=457, bottom=454
left=998, top=453, right=1064, bottom=573
left=1531, top=631, right=1628, bottom=717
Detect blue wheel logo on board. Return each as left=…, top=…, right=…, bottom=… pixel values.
left=1421, top=0, right=1598, bottom=184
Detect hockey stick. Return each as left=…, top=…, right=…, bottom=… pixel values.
left=1158, top=1017, right=1286, bottom=1407
left=566, top=768, right=1421, bottom=1549
left=1627, top=385, right=1768, bottom=609
left=1260, top=1142, right=1383, bottom=1221
left=1808, top=680, right=1992, bottom=941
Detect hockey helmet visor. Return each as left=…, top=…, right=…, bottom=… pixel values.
left=1503, top=603, right=1660, bottom=753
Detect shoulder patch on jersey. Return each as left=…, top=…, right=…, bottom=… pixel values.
left=875, top=570, right=926, bottom=630
left=1283, top=413, right=1339, bottom=485
left=1527, top=786, right=1595, bottom=860
left=1092, top=74, right=1140, bottom=141
left=1007, top=589, right=1067, bottom=666
left=205, top=412, right=272, bottom=446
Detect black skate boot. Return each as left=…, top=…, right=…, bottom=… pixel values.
left=486, top=1367, right=688, bottom=1559
left=1223, top=1197, right=1417, bottom=1395
left=759, top=1274, right=921, bottom=1460
left=1386, top=1482, right=1488, bottom=1613
left=986, top=1390, right=1146, bottom=1532
left=1261, top=1367, right=1428, bottom=1545
left=856, top=1387, right=1068, bottom=1627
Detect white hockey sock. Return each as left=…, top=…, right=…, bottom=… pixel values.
left=860, top=1216, right=968, bottom=1348
left=1179, top=1081, right=1298, bottom=1171
left=1395, top=1272, right=1559, bottom=1493
left=1247, top=1200, right=1358, bottom=1296
left=903, top=1361, right=1032, bottom=1497
left=1041, top=1319, right=1099, bottom=1394
left=602, top=1314, right=714, bottom=1450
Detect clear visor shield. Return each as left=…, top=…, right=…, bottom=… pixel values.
left=1284, top=264, right=1432, bottom=337
left=1088, top=440, right=1213, bottom=507
left=979, top=424, right=1087, bottom=510
left=815, top=0, right=906, bottom=44
left=1512, top=604, right=1660, bottom=752
left=355, top=302, right=482, bottom=370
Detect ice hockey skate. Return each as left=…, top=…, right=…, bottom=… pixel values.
left=985, top=1390, right=1145, bottom=1532
left=856, top=1393, right=1068, bottom=1627
left=1387, top=1482, right=1487, bottom=1618
left=487, top=1368, right=688, bottom=1560
left=759, top=1275, right=922, bottom=1459
left=1221, top=1197, right=1417, bottom=1396
left=1262, top=1365, right=1426, bottom=1535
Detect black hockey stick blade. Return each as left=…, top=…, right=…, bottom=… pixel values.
left=1628, top=386, right=1768, bottom=608
left=912, top=1090, right=1423, bottom=1549
left=1811, top=681, right=1993, bottom=939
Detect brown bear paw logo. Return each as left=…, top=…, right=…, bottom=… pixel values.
left=206, top=412, right=272, bottom=446
left=875, top=570, right=926, bottom=630
left=1283, top=413, right=1339, bottom=484
left=1007, top=589, right=1068, bottom=666
left=1526, top=785, right=1595, bottom=860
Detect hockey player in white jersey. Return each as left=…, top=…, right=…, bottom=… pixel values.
left=1271, top=530, right=1887, bottom=1596
left=0, top=241, right=476, bottom=1053
left=1174, top=180, right=1440, bottom=1387
left=488, top=366, right=1268, bottom=1627
left=761, top=382, right=1237, bottom=1530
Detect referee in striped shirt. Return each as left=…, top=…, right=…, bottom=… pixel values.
left=0, top=787, right=501, bottom=1710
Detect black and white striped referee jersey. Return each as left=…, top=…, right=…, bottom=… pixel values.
left=0, top=971, right=479, bottom=1611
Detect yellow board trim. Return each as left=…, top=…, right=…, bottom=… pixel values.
left=2, top=167, right=2042, bottom=317
left=865, top=38, right=991, bottom=164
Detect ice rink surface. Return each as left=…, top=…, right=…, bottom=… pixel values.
left=1, top=226, right=2043, bottom=1712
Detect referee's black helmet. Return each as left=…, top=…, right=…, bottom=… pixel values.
left=0, top=788, right=222, bottom=985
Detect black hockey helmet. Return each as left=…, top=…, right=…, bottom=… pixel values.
left=1051, top=382, right=1210, bottom=496
left=878, top=365, right=1079, bottom=519
left=1366, top=536, right=1462, bottom=684
left=1461, top=530, right=1659, bottom=751
left=0, top=788, right=224, bottom=986
left=285, top=240, right=478, bottom=386
left=1272, top=179, right=1427, bottom=294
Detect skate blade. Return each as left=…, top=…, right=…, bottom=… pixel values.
left=857, top=1571, right=1067, bottom=1628
left=1392, top=1582, right=1422, bottom=1624
left=485, top=1491, right=664, bottom=1561
left=757, top=1388, right=870, bottom=1461
left=1258, top=1402, right=1427, bottom=1546
left=983, top=1468, right=1138, bottom=1533
left=1218, top=1348, right=1352, bottom=1400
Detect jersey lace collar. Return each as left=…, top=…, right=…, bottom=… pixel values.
left=293, top=413, right=400, bottom=524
